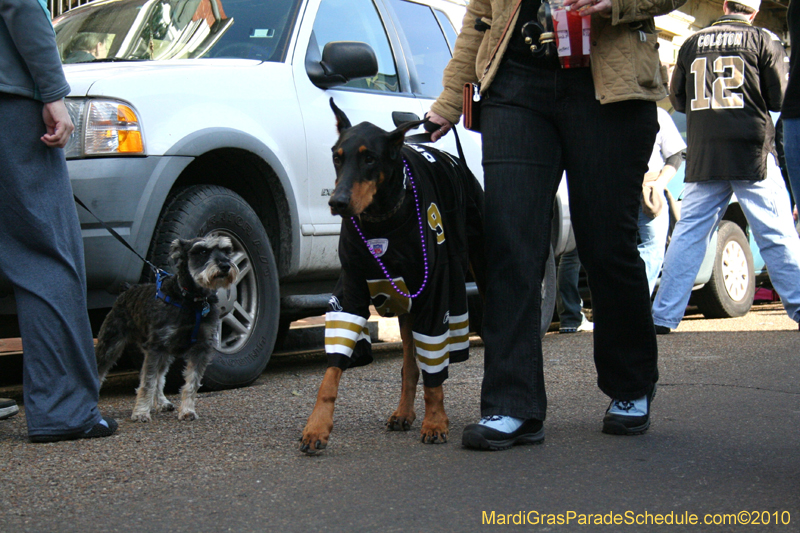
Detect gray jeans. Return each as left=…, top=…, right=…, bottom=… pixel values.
left=0, top=94, right=101, bottom=437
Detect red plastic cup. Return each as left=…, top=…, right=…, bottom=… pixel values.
left=551, top=7, right=591, bottom=68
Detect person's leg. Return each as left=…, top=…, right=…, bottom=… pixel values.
left=732, top=156, right=800, bottom=323
left=781, top=117, right=800, bottom=211
left=558, top=69, right=658, bottom=403
left=637, top=203, right=670, bottom=297
left=0, top=96, right=104, bottom=437
left=652, top=182, right=733, bottom=329
left=556, top=247, right=585, bottom=330
left=478, top=60, right=563, bottom=423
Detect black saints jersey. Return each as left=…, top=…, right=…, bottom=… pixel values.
left=325, top=143, right=484, bottom=388
left=670, top=14, right=788, bottom=182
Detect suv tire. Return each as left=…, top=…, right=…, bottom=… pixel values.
left=694, top=220, right=755, bottom=319
left=149, top=185, right=280, bottom=389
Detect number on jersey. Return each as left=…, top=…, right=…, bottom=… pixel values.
left=690, top=55, right=745, bottom=111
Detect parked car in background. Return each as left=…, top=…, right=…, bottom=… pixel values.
left=0, top=0, right=573, bottom=389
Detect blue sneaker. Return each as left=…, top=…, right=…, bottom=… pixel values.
left=462, top=416, right=544, bottom=451
left=602, top=386, right=656, bottom=436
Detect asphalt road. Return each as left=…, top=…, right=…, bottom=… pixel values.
left=1, top=303, right=798, bottom=533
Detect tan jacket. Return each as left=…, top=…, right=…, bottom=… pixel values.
left=430, top=0, right=687, bottom=124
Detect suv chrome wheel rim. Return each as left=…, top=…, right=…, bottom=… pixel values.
left=721, top=239, right=749, bottom=302
left=208, top=230, right=257, bottom=353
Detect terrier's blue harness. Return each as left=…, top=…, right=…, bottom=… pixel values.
left=155, top=270, right=210, bottom=345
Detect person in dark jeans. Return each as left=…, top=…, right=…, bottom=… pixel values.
left=426, top=0, right=679, bottom=449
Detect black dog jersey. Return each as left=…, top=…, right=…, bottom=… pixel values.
left=671, top=15, right=788, bottom=182
left=325, top=143, right=484, bottom=388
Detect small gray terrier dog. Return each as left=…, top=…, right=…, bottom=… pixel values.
left=96, top=236, right=239, bottom=422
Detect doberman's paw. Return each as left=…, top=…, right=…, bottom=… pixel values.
left=299, top=438, right=327, bottom=455
left=300, top=425, right=331, bottom=455
left=420, top=426, right=449, bottom=444
left=420, top=415, right=449, bottom=444
left=387, top=410, right=416, bottom=431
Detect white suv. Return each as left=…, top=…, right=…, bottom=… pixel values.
left=3, top=0, right=570, bottom=388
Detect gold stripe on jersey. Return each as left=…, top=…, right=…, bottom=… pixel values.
left=448, top=312, right=470, bottom=350
left=325, top=311, right=370, bottom=357
left=414, top=330, right=450, bottom=374
left=413, top=311, right=471, bottom=373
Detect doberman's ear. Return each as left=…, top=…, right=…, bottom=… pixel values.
left=330, top=98, right=351, bottom=134
left=388, top=119, right=425, bottom=145
left=386, top=119, right=425, bottom=158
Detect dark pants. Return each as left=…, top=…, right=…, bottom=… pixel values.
left=479, top=60, right=659, bottom=421
left=0, top=95, right=101, bottom=437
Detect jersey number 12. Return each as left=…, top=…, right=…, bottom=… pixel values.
left=690, top=56, right=745, bottom=111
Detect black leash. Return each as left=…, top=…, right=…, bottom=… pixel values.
left=406, top=119, right=468, bottom=162
left=75, top=194, right=208, bottom=345
left=73, top=195, right=162, bottom=276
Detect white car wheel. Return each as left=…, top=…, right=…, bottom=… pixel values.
left=695, top=221, right=755, bottom=318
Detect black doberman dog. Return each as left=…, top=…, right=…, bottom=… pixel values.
left=300, top=99, right=485, bottom=454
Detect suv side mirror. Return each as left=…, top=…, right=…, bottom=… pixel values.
left=306, top=39, right=378, bottom=89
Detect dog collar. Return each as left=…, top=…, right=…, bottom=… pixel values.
left=359, top=179, right=406, bottom=223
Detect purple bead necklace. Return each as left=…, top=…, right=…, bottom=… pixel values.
left=351, top=158, right=428, bottom=299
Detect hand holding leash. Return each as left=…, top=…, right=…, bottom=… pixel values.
left=413, top=113, right=466, bottom=163
left=425, top=111, right=452, bottom=142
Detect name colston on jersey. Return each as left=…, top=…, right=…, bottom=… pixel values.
left=697, top=31, right=744, bottom=50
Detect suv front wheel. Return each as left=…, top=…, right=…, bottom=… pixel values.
left=148, top=185, right=280, bottom=389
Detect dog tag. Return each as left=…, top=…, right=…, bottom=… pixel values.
left=201, top=301, right=210, bottom=317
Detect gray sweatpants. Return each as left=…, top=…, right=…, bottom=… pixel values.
left=0, top=94, right=101, bottom=437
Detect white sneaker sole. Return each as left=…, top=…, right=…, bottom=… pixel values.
left=0, top=404, right=20, bottom=420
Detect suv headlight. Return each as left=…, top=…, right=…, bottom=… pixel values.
left=64, top=99, right=145, bottom=158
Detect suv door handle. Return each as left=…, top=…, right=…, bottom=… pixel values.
left=392, top=111, right=420, bottom=127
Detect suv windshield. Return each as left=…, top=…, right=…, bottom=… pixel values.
left=54, top=0, right=301, bottom=63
